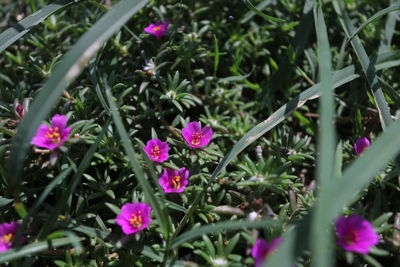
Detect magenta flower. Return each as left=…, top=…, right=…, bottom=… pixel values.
left=159, top=167, right=189, bottom=193
left=251, top=238, right=283, bottom=267
left=0, top=222, right=20, bottom=252
left=354, top=137, right=371, bottom=156
left=182, top=121, right=213, bottom=148
left=144, top=21, right=169, bottom=39
left=116, top=202, right=152, bottom=235
left=31, top=114, right=71, bottom=150
left=335, top=214, right=379, bottom=254
left=143, top=138, right=169, bottom=162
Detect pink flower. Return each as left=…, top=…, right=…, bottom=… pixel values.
left=251, top=238, right=283, bottom=267
left=143, top=138, right=169, bottom=162
left=159, top=167, right=189, bottom=193
left=0, top=222, right=20, bottom=252
left=144, top=21, right=169, bottom=39
left=182, top=121, right=213, bottom=148
left=354, top=137, right=370, bottom=156
left=31, top=114, right=71, bottom=150
left=115, top=202, right=152, bottom=235
left=335, top=214, right=379, bottom=254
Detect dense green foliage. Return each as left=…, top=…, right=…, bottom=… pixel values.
left=0, top=0, right=400, bottom=266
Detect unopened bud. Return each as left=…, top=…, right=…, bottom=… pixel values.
left=14, top=98, right=29, bottom=119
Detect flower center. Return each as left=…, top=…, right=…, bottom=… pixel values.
left=171, top=175, right=182, bottom=190
left=152, top=25, right=162, bottom=32
left=1, top=233, right=13, bottom=245
left=151, top=145, right=161, bottom=159
left=344, top=229, right=358, bottom=245
left=45, top=127, right=61, bottom=144
left=129, top=211, right=143, bottom=229
left=191, top=133, right=203, bottom=146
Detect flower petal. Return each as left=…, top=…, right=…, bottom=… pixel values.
left=51, top=114, right=68, bottom=129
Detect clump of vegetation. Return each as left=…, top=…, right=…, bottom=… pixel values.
left=0, top=0, right=400, bottom=266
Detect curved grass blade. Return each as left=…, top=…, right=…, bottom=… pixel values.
left=241, top=0, right=272, bottom=23
left=268, top=117, right=400, bottom=267
left=0, top=237, right=83, bottom=264
left=347, top=5, right=400, bottom=42
left=6, top=0, right=150, bottom=196
left=0, top=0, right=79, bottom=54
left=104, top=84, right=170, bottom=239
left=171, top=219, right=277, bottom=249
left=242, top=0, right=285, bottom=23
left=333, top=0, right=393, bottom=129
left=311, top=4, right=335, bottom=267
left=379, top=0, right=400, bottom=53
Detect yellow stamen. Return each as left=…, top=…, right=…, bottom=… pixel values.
left=151, top=145, right=161, bottom=159
left=152, top=25, right=162, bottom=32
left=191, top=133, right=203, bottom=146
left=344, top=230, right=358, bottom=245
left=45, top=127, right=62, bottom=143
left=129, top=212, right=143, bottom=228
left=171, top=175, right=182, bottom=190
left=1, top=233, right=13, bottom=245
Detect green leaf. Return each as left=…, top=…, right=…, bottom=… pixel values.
left=0, top=0, right=79, bottom=54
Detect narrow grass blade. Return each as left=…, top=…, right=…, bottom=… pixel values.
left=378, top=76, right=400, bottom=107
left=347, top=5, right=400, bottom=42
left=241, top=0, right=272, bottom=23
left=6, top=0, right=150, bottom=196
left=242, top=0, right=285, bottom=23
left=171, top=219, right=277, bottom=249
left=311, top=3, right=335, bottom=267
left=0, top=237, right=83, bottom=264
left=0, top=0, right=78, bottom=53
left=333, top=0, right=393, bottom=129
left=104, top=84, right=170, bottom=239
